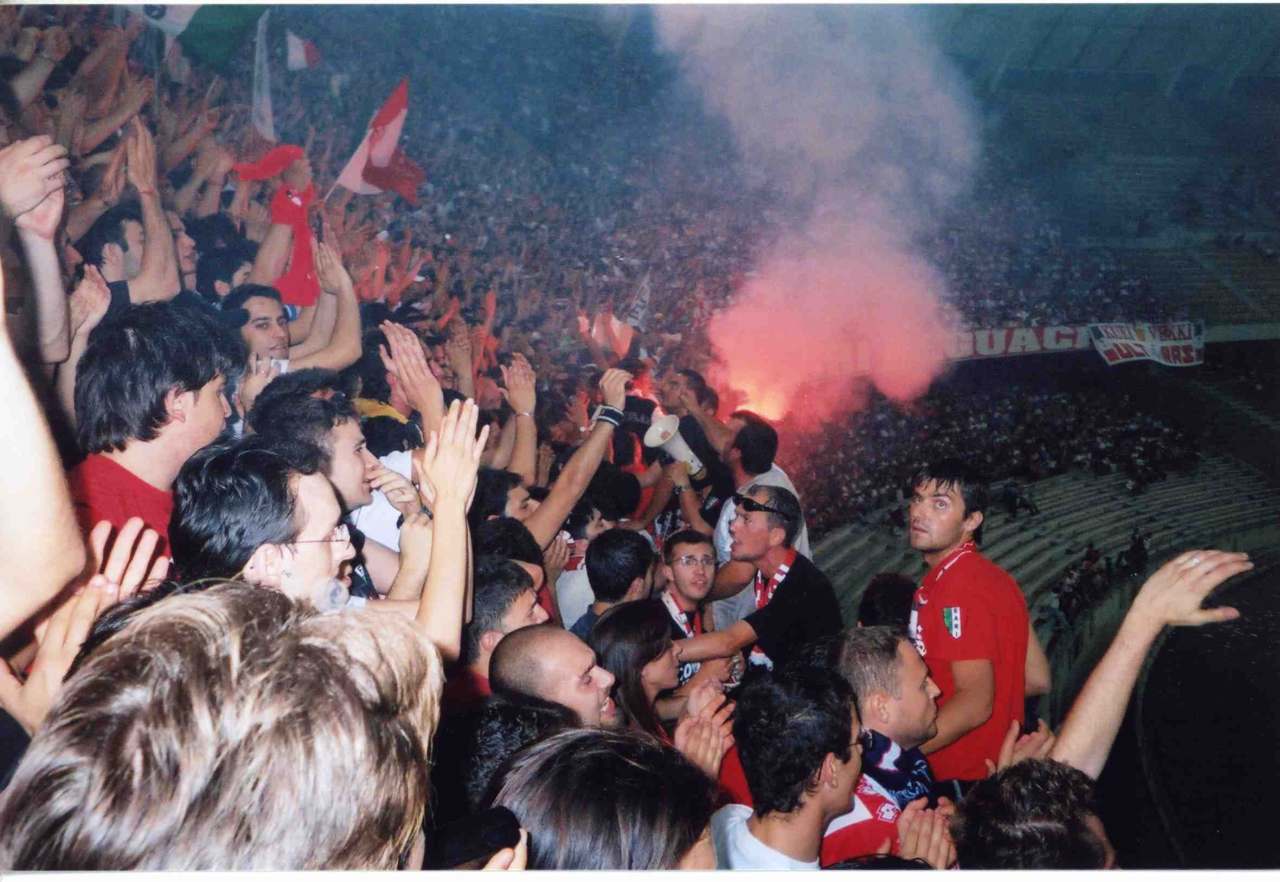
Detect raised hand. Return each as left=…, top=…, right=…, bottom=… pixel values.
left=68, top=264, right=110, bottom=337
left=314, top=240, right=353, bottom=294
left=1128, top=549, right=1253, bottom=629
left=598, top=367, right=632, bottom=411
left=543, top=532, right=570, bottom=586
left=380, top=320, right=442, bottom=420
left=0, top=574, right=116, bottom=734
left=14, top=185, right=63, bottom=241
left=412, top=398, right=490, bottom=511
left=986, top=717, right=1056, bottom=776
left=499, top=353, right=537, bottom=415
left=124, top=117, right=158, bottom=195
left=87, top=516, right=171, bottom=599
left=236, top=353, right=281, bottom=419
left=0, top=135, right=69, bottom=219
left=369, top=462, right=421, bottom=518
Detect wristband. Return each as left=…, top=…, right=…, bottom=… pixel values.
left=515, top=411, right=533, bottom=419
left=591, top=405, right=623, bottom=428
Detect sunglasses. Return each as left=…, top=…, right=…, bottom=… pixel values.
left=734, top=493, right=790, bottom=519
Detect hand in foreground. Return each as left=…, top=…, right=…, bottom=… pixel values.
left=893, top=798, right=956, bottom=869
left=0, top=517, right=170, bottom=735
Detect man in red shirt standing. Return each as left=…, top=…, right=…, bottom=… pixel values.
left=68, top=301, right=234, bottom=557
left=906, top=459, right=1050, bottom=799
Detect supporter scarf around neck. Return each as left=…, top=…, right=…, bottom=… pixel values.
left=661, top=589, right=703, bottom=639
left=748, top=547, right=797, bottom=667
left=862, top=729, right=934, bottom=809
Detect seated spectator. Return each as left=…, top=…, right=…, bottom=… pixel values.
left=571, top=526, right=656, bottom=639
left=491, top=727, right=716, bottom=869
left=69, top=300, right=235, bottom=556
left=489, top=623, right=619, bottom=727
left=0, top=583, right=443, bottom=869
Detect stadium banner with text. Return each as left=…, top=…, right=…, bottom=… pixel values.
left=1087, top=321, right=1205, bottom=367
left=944, top=325, right=1093, bottom=360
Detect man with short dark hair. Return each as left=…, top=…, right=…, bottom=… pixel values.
left=195, top=247, right=252, bottom=303
left=489, top=623, right=619, bottom=728
left=553, top=496, right=617, bottom=629
left=220, top=239, right=362, bottom=374
left=674, top=485, right=839, bottom=671
left=658, top=529, right=737, bottom=689
left=905, top=459, right=1047, bottom=797
left=570, top=527, right=655, bottom=640
left=444, top=555, right=550, bottom=716
left=69, top=301, right=234, bottom=555
left=710, top=666, right=862, bottom=869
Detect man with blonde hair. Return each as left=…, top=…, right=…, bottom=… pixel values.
left=0, top=584, right=442, bottom=870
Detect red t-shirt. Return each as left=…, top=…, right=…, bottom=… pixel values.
left=68, top=454, right=173, bottom=557
left=909, top=542, right=1028, bottom=781
left=820, top=777, right=901, bottom=867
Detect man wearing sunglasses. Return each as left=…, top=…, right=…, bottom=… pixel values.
left=673, top=485, right=840, bottom=671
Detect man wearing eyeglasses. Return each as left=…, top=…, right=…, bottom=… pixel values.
left=673, top=485, right=839, bottom=671
left=658, top=529, right=739, bottom=689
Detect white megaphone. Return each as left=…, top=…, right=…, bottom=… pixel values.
left=644, top=414, right=706, bottom=480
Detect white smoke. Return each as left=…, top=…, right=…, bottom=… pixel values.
left=653, top=6, right=981, bottom=415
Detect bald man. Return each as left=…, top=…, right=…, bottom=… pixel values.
left=489, top=624, right=619, bottom=727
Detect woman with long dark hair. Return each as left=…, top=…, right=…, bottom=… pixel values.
left=588, top=598, right=681, bottom=739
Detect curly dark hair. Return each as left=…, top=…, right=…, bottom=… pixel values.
left=951, top=758, right=1106, bottom=869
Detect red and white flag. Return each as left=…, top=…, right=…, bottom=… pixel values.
left=286, top=30, right=320, bottom=70
left=334, top=78, right=425, bottom=205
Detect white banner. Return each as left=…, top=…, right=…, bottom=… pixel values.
left=1088, top=321, right=1205, bottom=367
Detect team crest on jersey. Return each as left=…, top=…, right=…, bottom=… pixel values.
left=942, top=606, right=962, bottom=638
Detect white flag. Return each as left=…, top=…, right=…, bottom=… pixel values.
left=251, top=10, right=276, bottom=142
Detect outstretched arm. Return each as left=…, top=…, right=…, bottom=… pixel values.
left=1051, top=550, right=1251, bottom=778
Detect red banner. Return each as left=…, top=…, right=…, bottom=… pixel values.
left=945, top=325, right=1092, bottom=361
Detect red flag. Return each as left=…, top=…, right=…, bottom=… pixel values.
left=334, top=78, right=425, bottom=205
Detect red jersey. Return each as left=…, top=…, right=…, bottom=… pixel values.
left=820, top=777, right=901, bottom=867
left=68, top=454, right=173, bottom=557
left=909, top=541, right=1028, bottom=781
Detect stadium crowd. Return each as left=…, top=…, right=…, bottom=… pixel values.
left=0, top=6, right=1257, bottom=871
